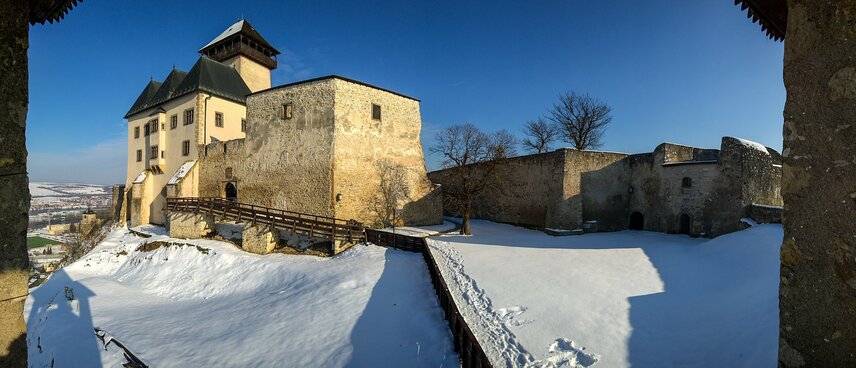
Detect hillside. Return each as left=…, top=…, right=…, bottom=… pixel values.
left=25, top=227, right=457, bottom=367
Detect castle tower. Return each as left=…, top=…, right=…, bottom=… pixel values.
left=199, top=20, right=279, bottom=93
left=80, top=208, right=97, bottom=237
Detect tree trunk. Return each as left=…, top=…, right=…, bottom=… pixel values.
left=460, top=202, right=472, bottom=235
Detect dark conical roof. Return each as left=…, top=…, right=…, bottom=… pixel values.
left=148, top=68, right=187, bottom=106
left=125, top=80, right=162, bottom=118
left=173, top=56, right=252, bottom=104
left=124, top=57, right=251, bottom=119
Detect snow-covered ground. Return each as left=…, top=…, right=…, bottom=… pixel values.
left=26, top=227, right=457, bottom=367
left=426, top=220, right=782, bottom=368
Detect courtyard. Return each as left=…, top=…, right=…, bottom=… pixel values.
left=426, top=220, right=783, bottom=367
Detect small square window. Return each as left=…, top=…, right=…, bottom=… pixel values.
left=215, top=112, right=224, bottom=127
left=136, top=150, right=142, bottom=162
left=134, top=126, right=140, bottom=139
left=241, top=118, right=247, bottom=132
left=283, top=103, right=293, bottom=120
left=182, top=140, right=191, bottom=156
left=682, top=177, right=692, bottom=188
left=170, top=115, right=178, bottom=129
left=371, top=104, right=381, bottom=121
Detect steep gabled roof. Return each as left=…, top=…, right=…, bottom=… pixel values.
left=148, top=68, right=187, bottom=106
left=199, top=19, right=280, bottom=55
left=173, top=56, right=252, bottom=104
left=125, top=80, right=162, bottom=118
left=125, top=57, right=251, bottom=119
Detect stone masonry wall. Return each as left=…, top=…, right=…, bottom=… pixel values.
left=779, top=2, right=856, bottom=366
left=241, top=79, right=336, bottom=216
left=330, top=79, right=441, bottom=226
left=428, top=150, right=567, bottom=228
left=564, top=149, right=630, bottom=230
left=0, top=1, right=30, bottom=365
left=197, top=139, right=245, bottom=198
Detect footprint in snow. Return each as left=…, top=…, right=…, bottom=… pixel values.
left=497, top=305, right=532, bottom=326
left=531, top=338, right=599, bottom=368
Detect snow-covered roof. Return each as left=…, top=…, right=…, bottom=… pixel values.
left=731, top=137, right=770, bottom=154
left=132, top=170, right=149, bottom=184
left=201, top=20, right=245, bottom=50
left=168, top=160, right=197, bottom=185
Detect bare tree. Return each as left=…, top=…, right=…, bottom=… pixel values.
left=431, top=124, right=517, bottom=235
left=521, top=118, right=559, bottom=153
left=548, top=91, right=612, bottom=150
left=371, top=159, right=411, bottom=228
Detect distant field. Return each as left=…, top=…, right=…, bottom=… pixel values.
left=27, top=236, right=60, bottom=249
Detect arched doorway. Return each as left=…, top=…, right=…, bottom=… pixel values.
left=225, top=182, right=237, bottom=201
left=629, top=212, right=644, bottom=230
left=679, top=214, right=691, bottom=235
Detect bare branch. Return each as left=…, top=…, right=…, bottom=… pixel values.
left=520, top=118, right=558, bottom=153
left=547, top=91, right=612, bottom=150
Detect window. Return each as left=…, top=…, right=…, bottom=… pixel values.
left=371, top=103, right=381, bottom=121
left=682, top=177, right=692, bottom=188
left=215, top=112, right=224, bottom=127
left=170, top=115, right=178, bottom=129
left=150, top=119, right=158, bottom=133
left=241, top=118, right=246, bottom=132
left=184, top=109, right=194, bottom=125
left=150, top=145, right=158, bottom=160
left=282, top=103, right=293, bottom=120
left=136, top=149, right=142, bottom=162
left=161, top=150, right=165, bottom=159
left=134, top=126, right=140, bottom=139
left=144, top=123, right=150, bottom=136
left=162, top=122, right=165, bottom=130
left=182, top=140, right=191, bottom=156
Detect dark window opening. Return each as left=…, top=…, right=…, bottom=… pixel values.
left=225, top=182, right=237, bottom=201
left=241, top=119, right=246, bottom=132
left=372, top=103, right=381, bottom=120
left=150, top=145, right=158, bottom=160
left=144, top=123, right=150, bottom=136
left=182, top=140, right=190, bottom=156
left=170, top=115, right=178, bottom=129
left=136, top=150, right=142, bottom=162
left=150, top=119, right=158, bottom=133
left=215, top=112, right=224, bottom=127
left=134, top=126, right=140, bottom=139
left=682, top=177, right=692, bottom=188
left=629, top=212, right=644, bottom=230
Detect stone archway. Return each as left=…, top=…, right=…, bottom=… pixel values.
left=629, top=212, right=644, bottom=230
left=225, top=182, right=237, bottom=201
left=679, top=214, right=691, bottom=235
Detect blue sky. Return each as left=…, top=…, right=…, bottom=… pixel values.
left=27, top=0, right=784, bottom=184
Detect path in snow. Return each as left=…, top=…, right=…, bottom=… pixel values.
left=426, top=220, right=782, bottom=368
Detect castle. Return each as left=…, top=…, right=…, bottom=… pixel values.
left=121, top=20, right=442, bottom=235
left=429, top=136, right=783, bottom=237
left=121, top=20, right=781, bottom=243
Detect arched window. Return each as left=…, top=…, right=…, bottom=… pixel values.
left=682, top=177, right=692, bottom=188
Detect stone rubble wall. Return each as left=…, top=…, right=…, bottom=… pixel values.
left=167, top=212, right=214, bottom=239
left=330, top=79, right=441, bottom=226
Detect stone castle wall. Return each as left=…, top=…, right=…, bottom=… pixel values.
left=331, top=79, right=441, bottom=226
left=429, top=137, right=782, bottom=238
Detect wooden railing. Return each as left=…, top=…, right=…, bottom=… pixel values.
left=369, top=231, right=492, bottom=368
left=166, top=197, right=365, bottom=243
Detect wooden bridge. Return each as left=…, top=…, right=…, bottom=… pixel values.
left=166, top=197, right=366, bottom=244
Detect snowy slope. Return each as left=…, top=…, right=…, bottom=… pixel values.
left=427, top=220, right=782, bottom=368
left=26, top=228, right=457, bottom=367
